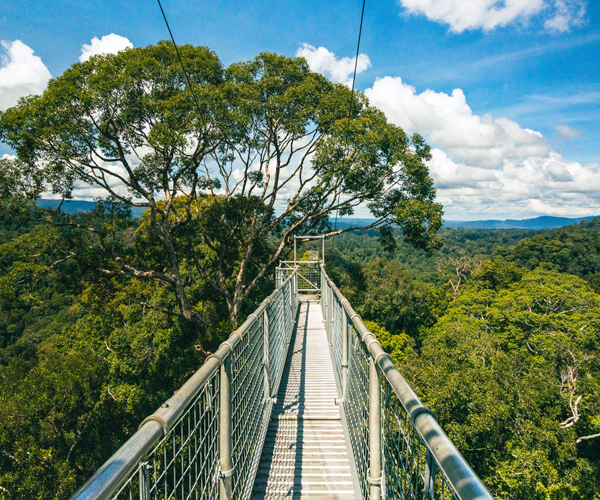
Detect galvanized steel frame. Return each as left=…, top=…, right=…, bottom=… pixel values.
left=70, top=270, right=299, bottom=500
left=276, top=261, right=321, bottom=293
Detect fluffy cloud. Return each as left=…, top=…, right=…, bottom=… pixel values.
left=363, top=76, right=600, bottom=218
left=398, top=0, right=586, bottom=33
left=544, top=0, right=587, bottom=31
left=0, top=40, right=52, bottom=110
left=555, top=124, right=583, bottom=140
left=79, top=34, right=133, bottom=62
left=296, top=44, right=371, bottom=87
left=366, top=77, right=549, bottom=169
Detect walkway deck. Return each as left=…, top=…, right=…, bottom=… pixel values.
left=251, top=299, right=356, bottom=500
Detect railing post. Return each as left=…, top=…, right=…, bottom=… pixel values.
left=323, top=280, right=328, bottom=325
left=423, top=450, right=437, bottom=499
left=369, top=357, right=382, bottom=500
left=263, top=309, right=271, bottom=401
left=139, top=461, right=150, bottom=500
left=289, top=277, right=293, bottom=313
left=328, top=286, right=333, bottom=345
left=342, top=313, right=349, bottom=400
left=220, top=355, right=234, bottom=500
left=326, top=283, right=331, bottom=341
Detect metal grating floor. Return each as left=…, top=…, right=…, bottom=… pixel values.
left=251, top=300, right=356, bottom=500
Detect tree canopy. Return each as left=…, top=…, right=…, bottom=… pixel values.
left=0, top=41, right=442, bottom=338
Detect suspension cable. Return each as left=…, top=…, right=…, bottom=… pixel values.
left=331, top=0, right=367, bottom=260
left=156, top=0, right=203, bottom=115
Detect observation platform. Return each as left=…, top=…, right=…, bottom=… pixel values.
left=251, top=299, right=356, bottom=500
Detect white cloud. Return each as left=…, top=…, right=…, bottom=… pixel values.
left=544, top=0, right=586, bottom=31
left=365, top=76, right=549, bottom=169
left=555, top=124, right=583, bottom=140
left=0, top=40, right=52, bottom=110
left=364, top=75, right=600, bottom=219
left=296, top=43, right=371, bottom=87
left=79, top=34, right=133, bottom=62
left=398, top=0, right=586, bottom=33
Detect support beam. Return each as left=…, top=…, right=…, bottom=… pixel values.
left=263, top=309, right=271, bottom=401
left=220, top=356, right=234, bottom=500
left=328, top=286, right=334, bottom=346
left=369, top=358, right=382, bottom=500
left=342, top=313, right=349, bottom=400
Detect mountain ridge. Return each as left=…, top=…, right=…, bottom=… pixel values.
left=36, top=201, right=599, bottom=230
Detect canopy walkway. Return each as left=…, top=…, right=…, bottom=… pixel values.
left=71, top=260, right=494, bottom=500
left=252, top=300, right=355, bottom=499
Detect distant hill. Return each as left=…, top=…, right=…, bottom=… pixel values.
left=36, top=202, right=598, bottom=230
left=37, top=199, right=147, bottom=217
left=443, top=215, right=599, bottom=230
left=335, top=215, right=600, bottom=231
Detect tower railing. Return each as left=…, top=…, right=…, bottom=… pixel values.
left=70, top=269, right=299, bottom=500
left=320, top=264, right=494, bottom=500
left=276, top=260, right=321, bottom=293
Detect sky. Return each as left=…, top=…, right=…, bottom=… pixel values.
left=0, top=0, right=599, bottom=220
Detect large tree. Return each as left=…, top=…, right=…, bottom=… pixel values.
left=0, top=41, right=442, bottom=338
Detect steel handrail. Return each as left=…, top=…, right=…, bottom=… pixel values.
left=321, top=265, right=493, bottom=500
left=71, top=269, right=299, bottom=500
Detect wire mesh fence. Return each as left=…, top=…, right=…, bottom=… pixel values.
left=72, top=271, right=299, bottom=500
left=276, top=261, right=320, bottom=293
left=382, top=384, right=458, bottom=500
left=111, top=370, right=221, bottom=500
left=321, top=266, right=490, bottom=500
left=74, top=262, right=491, bottom=500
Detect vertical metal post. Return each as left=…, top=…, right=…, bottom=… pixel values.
left=139, top=461, right=150, bottom=500
left=328, top=286, right=333, bottom=345
left=220, top=356, right=233, bottom=500
left=369, top=357, right=382, bottom=500
left=423, top=450, right=437, bottom=499
left=342, top=313, right=349, bottom=400
left=263, top=310, right=270, bottom=401
left=294, top=237, right=297, bottom=267
left=324, top=282, right=329, bottom=339
left=322, top=236, right=325, bottom=268
left=323, top=280, right=328, bottom=322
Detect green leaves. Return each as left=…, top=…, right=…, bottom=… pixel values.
left=408, top=268, right=600, bottom=499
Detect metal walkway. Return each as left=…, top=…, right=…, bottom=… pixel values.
left=251, top=300, right=355, bottom=499
left=71, top=263, right=495, bottom=500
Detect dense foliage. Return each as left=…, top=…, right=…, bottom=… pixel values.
left=327, top=223, right=600, bottom=500
left=2, top=212, right=600, bottom=498
left=1, top=41, right=600, bottom=500
left=0, top=40, right=442, bottom=338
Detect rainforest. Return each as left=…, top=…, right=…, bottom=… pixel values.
left=1, top=213, right=600, bottom=499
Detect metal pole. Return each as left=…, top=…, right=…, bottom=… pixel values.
left=323, top=280, right=328, bottom=322
left=220, top=356, right=233, bottom=500
left=328, top=288, right=333, bottom=346
left=263, top=309, right=270, bottom=401
left=324, top=281, right=329, bottom=338
left=294, top=237, right=297, bottom=267
left=322, top=236, right=325, bottom=268
left=139, top=462, right=150, bottom=500
left=342, top=313, right=349, bottom=400
left=369, top=357, right=382, bottom=500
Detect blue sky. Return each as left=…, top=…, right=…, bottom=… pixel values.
left=1, top=0, right=599, bottom=220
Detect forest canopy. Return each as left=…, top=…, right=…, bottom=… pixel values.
left=1, top=41, right=599, bottom=500
left=0, top=40, right=442, bottom=338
